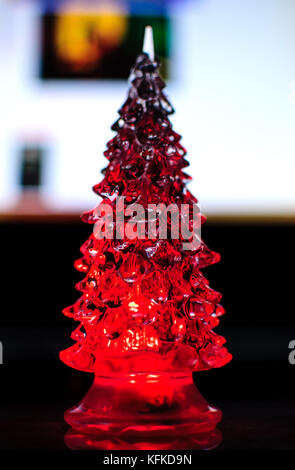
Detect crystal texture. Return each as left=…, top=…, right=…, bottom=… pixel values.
left=60, top=52, right=232, bottom=377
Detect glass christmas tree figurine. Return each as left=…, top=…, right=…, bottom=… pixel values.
left=61, top=26, right=232, bottom=438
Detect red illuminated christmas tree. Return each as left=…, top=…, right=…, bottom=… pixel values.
left=60, top=31, right=231, bottom=377
left=61, top=28, right=231, bottom=443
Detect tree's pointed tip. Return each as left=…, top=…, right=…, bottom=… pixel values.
left=142, top=25, right=155, bottom=61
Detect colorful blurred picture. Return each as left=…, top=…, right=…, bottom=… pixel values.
left=40, top=11, right=170, bottom=79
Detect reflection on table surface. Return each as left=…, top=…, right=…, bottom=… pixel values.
left=64, top=428, right=222, bottom=451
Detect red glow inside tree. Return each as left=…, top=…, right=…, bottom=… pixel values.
left=61, top=27, right=231, bottom=441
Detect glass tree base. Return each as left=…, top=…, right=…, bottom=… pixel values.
left=64, top=373, right=222, bottom=439
left=64, top=428, right=222, bottom=450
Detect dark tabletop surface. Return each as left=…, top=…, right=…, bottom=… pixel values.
left=0, top=326, right=294, bottom=452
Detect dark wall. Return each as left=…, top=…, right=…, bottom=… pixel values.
left=1, top=221, right=293, bottom=327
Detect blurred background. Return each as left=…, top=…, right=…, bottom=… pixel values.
left=1, top=0, right=295, bottom=219
left=1, top=0, right=295, bottom=452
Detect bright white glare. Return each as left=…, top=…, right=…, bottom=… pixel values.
left=0, top=0, right=295, bottom=215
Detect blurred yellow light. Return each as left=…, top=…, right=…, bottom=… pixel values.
left=55, top=12, right=127, bottom=71
left=128, top=301, right=139, bottom=312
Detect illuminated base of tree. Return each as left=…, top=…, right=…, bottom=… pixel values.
left=64, top=373, right=222, bottom=440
